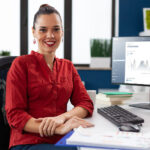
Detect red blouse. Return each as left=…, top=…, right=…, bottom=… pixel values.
left=5, top=51, right=94, bottom=148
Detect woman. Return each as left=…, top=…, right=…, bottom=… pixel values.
left=5, top=4, right=94, bottom=150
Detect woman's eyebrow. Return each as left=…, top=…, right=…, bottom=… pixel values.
left=53, top=25, right=61, bottom=28
left=39, top=26, right=46, bottom=28
left=39, top=25, right=60, bottom=28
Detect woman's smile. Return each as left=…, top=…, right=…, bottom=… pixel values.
left=32, top=13, right=63, bottom=54
left=44, top=40, right=56, bottom=47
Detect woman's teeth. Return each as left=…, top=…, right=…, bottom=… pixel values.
left=45, top=41, right=55, bottom=46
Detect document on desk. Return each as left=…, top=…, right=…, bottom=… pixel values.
left=67, top=126, right=150, bottom=150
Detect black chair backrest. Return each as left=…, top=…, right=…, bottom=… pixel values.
left=0, top=56, right=16, bottom=150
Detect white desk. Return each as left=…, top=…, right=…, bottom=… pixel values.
left=79, top=105, right=150, bottom=150
left=66, top=93, right=150, bottom=149
left=86, top=105, right=150, bottom=134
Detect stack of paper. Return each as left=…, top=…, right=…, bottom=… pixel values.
left=96, top=92, right=133, bottom=107
left=67, top=126, right=150, bottom=150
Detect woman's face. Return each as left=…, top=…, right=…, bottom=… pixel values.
left=32, top=13, right=63, bottom=54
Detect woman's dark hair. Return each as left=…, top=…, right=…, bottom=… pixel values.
left=33, top=4, right=62, bottom=29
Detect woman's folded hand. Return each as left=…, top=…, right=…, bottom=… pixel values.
left=55, top=116, right=94, bottom=135
left=36, top=115, right=66, bottom=137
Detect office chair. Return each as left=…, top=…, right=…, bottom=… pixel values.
left=0, top=56, right=16, bottom=150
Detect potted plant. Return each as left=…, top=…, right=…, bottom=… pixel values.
left=0, top=50, right=10, bottom=56
left=90, top=39, right=112, bottom=68
left=139, top=8, right=150, bottom=36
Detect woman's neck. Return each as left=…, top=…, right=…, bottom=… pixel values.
left=38, top=50, right=55, bottom=70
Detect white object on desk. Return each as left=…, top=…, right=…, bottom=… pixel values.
left=139, top=31, right=150, bottom=36
left=66, top=105, right=150, bottom=150
left=87, top=90, right=96, bottom=105
left=67, top=126, right=150, bottom=150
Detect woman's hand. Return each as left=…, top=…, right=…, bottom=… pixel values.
left=55, top=116, right=94, bottom=135
left=36, top=115, right=66, bottom=137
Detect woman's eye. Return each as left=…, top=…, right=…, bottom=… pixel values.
left=54, top=28, right=60, bottom=32
left=40, top=28, right=46, bottom=32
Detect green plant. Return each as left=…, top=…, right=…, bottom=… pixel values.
left=0, top=50, right=10, bottom=56
left=90, top=39, right=112, bottom=57
left=146, top=10, right=150, bottom=30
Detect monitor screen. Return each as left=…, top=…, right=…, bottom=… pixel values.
left=111, top=36, right=150, bottom=86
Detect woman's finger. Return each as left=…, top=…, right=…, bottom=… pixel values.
left=43, top=119, right=52, bottom=136
left=71, top=118, right=94, bottom=129
left=73, top=117, right=94, bottom=126
left=50, top=122, right=57, bottom=136
left=46, top=120, right=54, bottom=136
left=39, top=119, right=47, bottom=137
left=80, top=122, right=94, bottom=128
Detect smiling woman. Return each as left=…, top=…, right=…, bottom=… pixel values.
left=28, top=0, right=64, bottom=58
left=32, top=5, right=63, bottom=70
left=5, top=4, right=94, bottom=150
left=33, top=13, right=63, bottom=54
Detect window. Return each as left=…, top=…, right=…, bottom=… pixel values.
left=72, top=0, right=112, bottom=64
left=0, top=0, right=20, bottom=56
left=28, top=0, right=64, bottom=58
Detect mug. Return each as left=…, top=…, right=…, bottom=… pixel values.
left=87, top=90, right=96, bottom=105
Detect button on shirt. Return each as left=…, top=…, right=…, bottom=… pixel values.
left=5, top=51, right=94, bottom=148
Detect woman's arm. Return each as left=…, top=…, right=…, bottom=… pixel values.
left=36, top=106, right=88, bottom=137
left=23, top=117, right=40, bottom=134
left=55, top=116, right=94, bottom=135
left=24, top=106, right=91, bottom=135
left=24, top=116, right=94, bottom=136
left=5, top=57, right=32, bottom=132
left=61, top=106, right=88, bottom=120
left=70, top=63, right=94, bottom=117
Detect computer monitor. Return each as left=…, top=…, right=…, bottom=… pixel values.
left=111, top=36, right=150, bottom=109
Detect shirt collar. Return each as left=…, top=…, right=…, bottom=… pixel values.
left=30, top=50, right=57, bottom=60
left=30, top=50, right=58, bottom=72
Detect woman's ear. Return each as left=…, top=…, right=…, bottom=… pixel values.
left=32, top=27, right=35, bottom=37
left=61, top=30, right=64, bottom=39
left=62, top=28, right=64, bottom=36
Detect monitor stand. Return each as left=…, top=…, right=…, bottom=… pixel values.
left=129, top=87, right=150, bottom=110
left=129, top=103, right=150, bottom=109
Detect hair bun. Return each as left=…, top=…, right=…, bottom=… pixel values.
left=40, top=4, right=50, bottom=9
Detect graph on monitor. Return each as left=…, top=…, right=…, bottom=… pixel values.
left=111, top=36, right=150, bottom=109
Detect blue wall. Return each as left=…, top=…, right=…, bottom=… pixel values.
left=78, top=70, right=119, bottom=93
left=119, top=0, right=150, bottom=36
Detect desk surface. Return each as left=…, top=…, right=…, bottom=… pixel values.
left=87, top=105, right=150, bottom=134
left=57, top=104, right=150, bottom=150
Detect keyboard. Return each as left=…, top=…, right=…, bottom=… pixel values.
left=97, top=105, right=144, bottom=127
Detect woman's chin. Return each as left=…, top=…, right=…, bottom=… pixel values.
left=46, top=49, right=56, bottom=54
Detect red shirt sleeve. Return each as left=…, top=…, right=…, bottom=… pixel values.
left=70, top=64, right=94, bottom=117
left=5, top=57, right=32, bottom=132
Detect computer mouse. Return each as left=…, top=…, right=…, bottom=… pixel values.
left=119, top=124, right=140, bottom=132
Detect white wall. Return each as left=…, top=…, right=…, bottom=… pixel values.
left=72, top=0, right=112, bottom=64
left=0, top=0, right=20, bottom=56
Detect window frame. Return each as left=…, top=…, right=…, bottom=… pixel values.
left=20, top=0, right=28, bottom=55
left=20, top=0, right=116, bottom=65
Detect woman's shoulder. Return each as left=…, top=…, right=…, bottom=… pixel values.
left=11, top=54, right=36, bottom=68
left=13, top=54, right=36, bottom=64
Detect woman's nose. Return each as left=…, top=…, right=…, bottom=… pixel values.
left=47, top=31, right=54, bottom=38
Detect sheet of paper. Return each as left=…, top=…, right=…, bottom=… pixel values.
left=67, top=126, right=150, bottom=150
